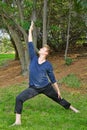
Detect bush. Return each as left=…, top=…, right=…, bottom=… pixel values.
left=65, top=57, right=73, bottom=66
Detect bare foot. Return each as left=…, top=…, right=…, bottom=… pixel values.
left=9, top=122, right=21, bottom=127
left=74, top=109, right=80, bottom=113
left=70, top=105, right=80, bottom=113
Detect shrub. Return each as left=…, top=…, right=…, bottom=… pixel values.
left=65, top=57, right=73, bottom=66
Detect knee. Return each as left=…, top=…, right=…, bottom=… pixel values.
left=16, top=95, right=23, bottom=103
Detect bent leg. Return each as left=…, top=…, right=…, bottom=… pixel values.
left=15, top=87, right=39, bottom=114
left=10, top=87, right=39, bottom=126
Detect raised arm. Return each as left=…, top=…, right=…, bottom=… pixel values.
left=28, top=21, right=34, bottom=42
left=28, top=21, right=36, bottom=60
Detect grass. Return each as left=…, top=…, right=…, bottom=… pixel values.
left=0, top=83, right=87, bottom=130
left=59, top=73, right=81, bottom=88
left=0, top=53, right=15, bottom=66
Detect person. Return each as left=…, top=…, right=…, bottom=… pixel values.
left=11, top=21, right=79, bottom=126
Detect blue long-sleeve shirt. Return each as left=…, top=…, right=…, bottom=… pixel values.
left=28, top=42, right=56, bottom=88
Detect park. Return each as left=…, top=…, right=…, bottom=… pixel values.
left=0, top=0, right=87, bottom=130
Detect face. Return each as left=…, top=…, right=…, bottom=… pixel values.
left=38, top=47, right=48, bottom=56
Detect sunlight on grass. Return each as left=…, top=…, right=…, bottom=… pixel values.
left=0, top=83, right=87, bottom=130
left=60, top=73, right=81, bottom=88
left=0, top=54, right=15, bottom=66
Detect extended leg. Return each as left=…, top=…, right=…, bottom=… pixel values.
left=43, top=84, right=79, bottom=112
left=11, top=87, right=39, bottom=126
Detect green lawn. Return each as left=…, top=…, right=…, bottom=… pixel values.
left=0, top=54, right=15, bottom=66
left=0, top=83, right=87, bottom=130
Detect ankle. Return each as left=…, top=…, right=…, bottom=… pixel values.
left=15, top=113, right=21, bottom=124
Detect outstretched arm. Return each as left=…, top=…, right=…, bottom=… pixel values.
left=28, top=21, right=34, bottom=42
left=28, top=21, right=36, bottom=60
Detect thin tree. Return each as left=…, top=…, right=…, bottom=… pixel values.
left=43, top=0, right=47, bottom=45
left=65, top=0, right=72, bottom=59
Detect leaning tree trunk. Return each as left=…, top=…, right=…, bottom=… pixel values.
left=16, top=0, right=24, bottom=25
left=10, top=37, right=19, bottom=60
left=8, top=26, right=27, bottom=75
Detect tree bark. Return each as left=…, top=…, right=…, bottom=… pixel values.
left=43, top=0, right=47, bottom=46
left=65, top=0, right=72, bottom=59
left=31, top=0, right=37, bottom=48
left=10, top=37, right=19, bottom=60
left=16, top=0, right=24, bottom=25
left=8, top=26, right=27, bottom=75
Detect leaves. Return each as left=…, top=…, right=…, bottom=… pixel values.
left=77, top=0, right=87, bottom=9
left=50, top=25, right=61, bottom=31
left=22, top=21, right=30, bottom=30
left=0, top=0, right=87, bottom=53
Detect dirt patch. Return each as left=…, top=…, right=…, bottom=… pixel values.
left=0, top=54, right=87, bottom=94
left=0, top=60, right=28, bottom=87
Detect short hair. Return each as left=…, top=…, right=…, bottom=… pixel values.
left=43, top=44, right=51, bottom=54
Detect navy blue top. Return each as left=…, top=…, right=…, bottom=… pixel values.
left=28, top=42, right=56, bottom=88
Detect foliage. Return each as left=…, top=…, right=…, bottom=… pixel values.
left=0, top=0, right=87, bottom=51
left=65, top=57, right=73, bottom=66
left=0, top=38, right=14, bottom=53
left=0, top=0, right=87, bottom=73
left=77, top=0, right=87, bottom=9
left=0, top=83, right=87, bottom=130
left=22, top=21, right=30, bottom=30
left=60, top=73, right=81, bottom=88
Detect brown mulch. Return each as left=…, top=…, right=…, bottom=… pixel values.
left=0, top=60, right=28, bottom=87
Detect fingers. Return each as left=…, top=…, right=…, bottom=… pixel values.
left=30, top=21, right=34, bottom=28
left=58, top=93, right=62, bottom=99
left=31, top=21, right=34, bottom=26
left=58, top=95, right=61, bottom=99
left=29, top=21, right=34, bottom=31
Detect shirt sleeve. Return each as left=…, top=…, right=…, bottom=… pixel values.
left=47, top=63, right=56, bottom=84
left=28, top=42, right=36, bottom=61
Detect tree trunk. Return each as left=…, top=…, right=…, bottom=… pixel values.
left=31, top=0, right=37, bottom=48
left=10, top=37, right=19, bottom=60
left=43, top=0, right=47, bottom=46
left=16, top=0, right=24, bottom=25
left=65, top=0, right=72, bottom=59
left=8, top=26, right=27, bottom=75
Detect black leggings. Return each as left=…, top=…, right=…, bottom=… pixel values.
left=15, top=84, right=71, bottom=114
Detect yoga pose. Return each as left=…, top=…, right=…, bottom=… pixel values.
left=11, top=21, right=79, bottom=126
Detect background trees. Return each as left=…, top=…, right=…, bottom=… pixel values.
left=0, top=0, right=87, bottom=74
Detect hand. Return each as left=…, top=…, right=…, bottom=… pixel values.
left=29, top=21, right=34, bottom=32
left=57, top=91, right=62, bottom=99
left=53, top=82, right=62, bottom=99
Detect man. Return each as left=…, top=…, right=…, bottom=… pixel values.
left=11, top=21, right=79, bottom=126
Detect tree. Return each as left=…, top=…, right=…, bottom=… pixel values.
left=0, top=0, right=32, bottom=74
left=65, top=0, right=72, bottom=59
left=43, top=0, right=47, bottom=45
left=0, top=0, right=87, bottom=75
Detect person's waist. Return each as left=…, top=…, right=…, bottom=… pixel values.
left=30, top=82, right=51, bottom=89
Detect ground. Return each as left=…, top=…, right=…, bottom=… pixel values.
left=0, top=53, right=87, bottom=94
